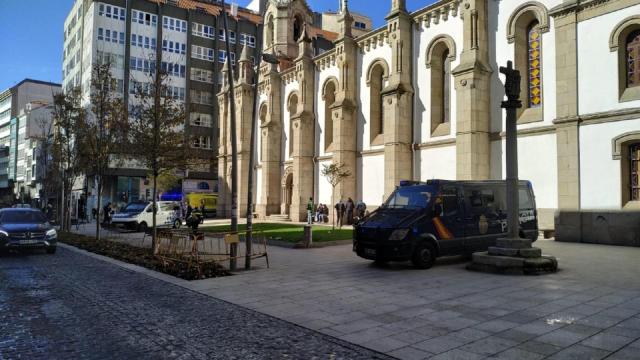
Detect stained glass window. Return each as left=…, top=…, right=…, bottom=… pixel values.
left=626, top=30, right=640, bottom=88
left=631, top=144, right=640, bottom=201
left=528, top=22, right=542, bottom=108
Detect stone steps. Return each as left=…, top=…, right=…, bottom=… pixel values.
left=267, top=214, right=291, bottom=222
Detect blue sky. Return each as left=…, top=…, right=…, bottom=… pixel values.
left=0, top=0, right=432, bottom=91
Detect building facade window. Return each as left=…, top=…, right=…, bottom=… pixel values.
left=192, top=45, right=215, bottom=62
left=163, top=16, right=187, bottom=32
left=190, top=68, right=214, bottom=83
left=627, top=30, right=640, bottom=88
left=132, top=10, right=157, bottom=26
left=193, top=23, right=214, bottom=39
left=163, top=40, right=186, bottom=54
left=528, top=21, right=542, bottom=108
left=161, top=62, right=186, bottom=78
left=98, top=4, right=125, bottom=20
left=322, top=80, right=336, bottom=151
left=192, top=136, right=211, bottom=149
left=288, top=93, right=298, bottom=157
left=631, top=143, right=640, bottom=201
left=367, top=61, right=388, bottom=145
left=190, top=90, right=213, bottom=105
left=240, top=33, right=256, bottom=48
left=190, top=113, right=212, bottom=127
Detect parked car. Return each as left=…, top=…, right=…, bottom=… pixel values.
left=111, top=201, right=181, bottom=232
left=0, top=208, right=57, bottom=254
left=354, top=180, right=538, bottom=269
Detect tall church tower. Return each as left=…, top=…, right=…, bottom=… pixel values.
left=263, top=0, right=314, bottom=60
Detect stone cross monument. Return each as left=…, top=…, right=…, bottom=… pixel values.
left=467, top=61, right=558, bottom=275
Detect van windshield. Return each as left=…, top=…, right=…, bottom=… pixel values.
left=122, top=203, right=148, bottom=213
left=383, top=186, right=436, bottom=209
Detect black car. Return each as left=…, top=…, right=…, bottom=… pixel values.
left=0, top=208, right=57, bottom=254
left=354, top=180, right=538, bottom=269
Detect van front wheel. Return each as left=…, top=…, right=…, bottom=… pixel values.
left=412, top=243, right=436, bottom=269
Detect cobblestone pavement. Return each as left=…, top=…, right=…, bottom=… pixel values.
left=190, top=240, right=640, bottom=359
left=0, top=248, right=391, bottom=360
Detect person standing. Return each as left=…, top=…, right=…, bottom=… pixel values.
left=199, top=199, right=206, bottom=224
left=346, top=198, right=355, bottom=225
left=306, top=197, right=314, bottom=225
left=334, top=201, right=342, bottom=228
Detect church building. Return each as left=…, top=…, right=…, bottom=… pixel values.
left=217, top=0, right=640, bottom=230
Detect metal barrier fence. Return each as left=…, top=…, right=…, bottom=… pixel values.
left=154, top=230, right=269, bottom=272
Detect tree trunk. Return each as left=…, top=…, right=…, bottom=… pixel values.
left=96, top=178, right=102, bottom=242
left=332, top=186, right=335, bottom=230
left=152, top=174, right=158, bottom=254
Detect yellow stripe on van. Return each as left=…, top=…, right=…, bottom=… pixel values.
left=433, top=217, right=454, bottom=240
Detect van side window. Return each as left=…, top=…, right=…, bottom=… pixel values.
left=441, top=187, right=458, bottom=217
left=519, top=188, right=534, bottom=209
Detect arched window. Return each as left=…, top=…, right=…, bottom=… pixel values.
left=426, top=36, right=455, bottom=136
left=367, top=62, right=387, bottom=145
left=527, top=21, right=542, bottom=108
left=631, top=143, right=640, bottom=201
left=627, top=30, right=640, bottom=88
left=288, top=93, right=298, bottom=157
left=293, top=15, right=303, bottom=42
left=507, top=2, right=549, bottom=122
left=259, top=103, right=267, bottom=161
left=266, top=15, right=274, bottom=47
left=323, top=80, right=336, bottom=151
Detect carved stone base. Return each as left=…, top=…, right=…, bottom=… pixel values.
left=467, top=238, right=558, bottom=275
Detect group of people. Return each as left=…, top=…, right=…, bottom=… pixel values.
left=305, top=197, right=367, bottom=227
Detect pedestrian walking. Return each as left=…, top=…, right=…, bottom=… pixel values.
left=307, top=197, right=314, bottom=225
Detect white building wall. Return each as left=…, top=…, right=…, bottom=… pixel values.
left=580, top=119, right=640, bottom=209
left=316, top=159, right=334, bottom=206
left=357, top=43, right=391, bottom=152
left=577, top=4, right=640, bottom=115
left=418, top=146, right=457, bottom=181
left=358, top=154, right=385, bottom=206
left=413, top=14, right=463, bottom=144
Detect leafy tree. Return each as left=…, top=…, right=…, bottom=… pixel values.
left=52, top=87, right=88, bottom=231
left=321, top=162, right=352, bottom=229
left=126, top=63, right=199, bottom=252
left=85, top=60, right=127, bottom=241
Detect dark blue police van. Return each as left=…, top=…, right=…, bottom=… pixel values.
left=354, top=180, right=538, bottom=269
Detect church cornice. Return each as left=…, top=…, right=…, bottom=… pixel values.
left=549, top=0, right=611, bottom=18
left=281, top=67, right=297, bottom=84
left=314, top=49, right=337, bottom=70
left=412, top=0, right=461, bottom=29
left=357, top=27, right=390, bottom=54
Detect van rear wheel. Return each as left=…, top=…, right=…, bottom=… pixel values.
left=137, top=222, right=148, bottom=233
left=412, top=243, right=437, bottom=269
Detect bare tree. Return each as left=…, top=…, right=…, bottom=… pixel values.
left=321, top=162, right=352, bottom=230
left=85, top=60, right=127, bottom=241
left=52, top=87, right=88, bottom=231
left=127, top=63, right=198, bottom=252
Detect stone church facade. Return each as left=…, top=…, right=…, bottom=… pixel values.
left=217, top=0, right=640, bottom=229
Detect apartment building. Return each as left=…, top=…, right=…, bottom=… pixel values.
left=0, top=79, right=61, bottom=206
left=62, top=0, right=261, bottom=210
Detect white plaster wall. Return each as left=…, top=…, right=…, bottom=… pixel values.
left=316, top=159, right=334, bottom=205
left=282, top=79, right=299, bottom=162
left=418, top=146, right=457, bottom=181
left=315, top=65, right=340, bottom=156
left=498, top=133, right=558, bottom=210
left=491, top=0, right=561, bottom=132
left=413, top=14, right=463, bottom=143
left=580, top=118, right=640, bottom=209
left=358, top=154, right=385, bottom=206
left=578, top=4, right=640, bottom=114
left=357, top=43, right=391, bottom=152
left=256, top=166, right=263, bottom=207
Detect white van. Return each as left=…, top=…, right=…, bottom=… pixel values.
left=111, top=201, right=181, bottom=232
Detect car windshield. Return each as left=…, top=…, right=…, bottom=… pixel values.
left=122, top=203, right=148, bottom=213
left=383, top=186, right=436, bottom=209
left=0, top=210, right=47, bottom=224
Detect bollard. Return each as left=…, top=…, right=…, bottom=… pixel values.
left=303, top=225, right=313, bottom=248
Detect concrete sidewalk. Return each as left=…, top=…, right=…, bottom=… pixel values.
left=183, top=240, right=640, bottom=359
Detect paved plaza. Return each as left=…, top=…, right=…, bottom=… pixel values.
left=184, top=239, right=640, bottom=359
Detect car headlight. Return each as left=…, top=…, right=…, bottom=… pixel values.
left=46, top=229, right=57, bottom=238
left=388, top=229, right=410, bottom=241
left=0, top=230, right=7, bottom=237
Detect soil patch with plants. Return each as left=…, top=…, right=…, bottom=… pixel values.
left=59, top=232, right=230, bottom=280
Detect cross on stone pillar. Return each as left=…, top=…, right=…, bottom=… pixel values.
left=467, top=61, right=558, bottom=275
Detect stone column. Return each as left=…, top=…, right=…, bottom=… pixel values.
left=382, top=2, right=414, bottom=198
left=216, top=67, right=231, bottom=218
left=331, top=4, right=358, bottom=204
left=257, top=61, right=283, bottom=217
left=452, top=0, right=492, bottom=180
left=290, top=27, right=316, bottom=222
left=234, top=46, right=255, bottom=218
left=551, top=5, right=580, bottom=209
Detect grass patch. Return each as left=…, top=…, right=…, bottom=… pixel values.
left=59, top=232, right=230, bottom=280
left=200, top=223, right=353, bottom=243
